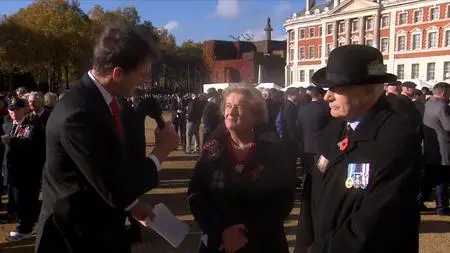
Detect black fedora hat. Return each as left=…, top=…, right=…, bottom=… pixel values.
left=311, top=45, right=397, bottom=88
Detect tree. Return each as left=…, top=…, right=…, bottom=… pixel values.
left=8, top=0, right=92, bottom=90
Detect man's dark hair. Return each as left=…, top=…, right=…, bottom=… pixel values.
left=285, top=87, right=299, bottom=96
left=92, top=25, right=160, bottom=75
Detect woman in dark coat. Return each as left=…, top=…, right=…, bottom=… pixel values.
left=187, top=84, right=295, bottom=253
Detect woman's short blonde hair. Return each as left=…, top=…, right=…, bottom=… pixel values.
left=221, top=83, right=269, bottom=126
left=44, top=92, right=59, bottom=108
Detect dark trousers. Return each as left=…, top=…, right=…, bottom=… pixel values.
left=8, top=182, right=40, bottom=233
left=418, top=164, right=450, bottom=209
left=173, top=121, right=186, bottom=148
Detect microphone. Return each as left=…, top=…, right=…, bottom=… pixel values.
left=146, top=97, right=165, bottom=129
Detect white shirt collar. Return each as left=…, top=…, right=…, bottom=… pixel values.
left=88, top=70, right=114, bottom=105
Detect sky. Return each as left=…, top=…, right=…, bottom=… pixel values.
left=0, top=0, right=314, bottom=44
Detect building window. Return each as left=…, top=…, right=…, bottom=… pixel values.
left=430, top=7, right=439, bottom=21
left=309, top=45, right=315, bottom=59
left=339, top=41, right=346, bottom=47
left=427, top=31, right=438, bottom=48
left=414, top=10, right=423, bottom=23
left=399, top=12, right=407, bottom=25
left=309, top=27, right=315, bottom=38
left=412, top=33, right=422, bottom=50
left=352, top=40, right=359, bottom=44
left=318, top=26, right=322, bottom=36
left=289, top=30, right=295, bottom=41
left=444, top=62, right=450, bottom=80
left=318, top=45, right=322, bottom=58
left=299, top=70, right=305, bottom=82
left=299, top=47, right=306, bottom=59
left=338, top=22, right=345, bottom=34
left=381, top=38, right=389, bottom=52
left=447, top=5, right=450, bottom=18
left=300, top=29, right=305, bottom=39
left=411, top=64, right=420, bottom=79
left=289, top=48, right=294, bottom=61
left=351, top=19, right=359, bottom=32
left=427, top=63, right=435, bottom=81
left=365, top=17, right=374, bottom=30
left=397, top=64, right=405, bottom=79
left=327, top=23, right=333, bottom=35
left=381, top=15, right=390, bottom=28
left=397, top=35, right=406, bottom=51
left=327, top=44, right=333, bottom=55
left=445, top=30, right=450, bottom=47
left=365, top=39, right=373, bottom=47
left=309, top=69, right=315, bottom=79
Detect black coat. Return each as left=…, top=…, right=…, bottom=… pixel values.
left=36, top=74, right=158, bottom=253
left=296, top=97, right=421, bottom=253
left=297, top=100, right=331, bottom=154
left=188, top=126, right=295, bottom=253
left=2, top=116, right=44, bottom=187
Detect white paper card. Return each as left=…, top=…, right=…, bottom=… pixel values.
left=141, top=203, right=191, bottom=248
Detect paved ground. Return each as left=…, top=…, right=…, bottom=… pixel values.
left=1, top=114, right=450, bottom=253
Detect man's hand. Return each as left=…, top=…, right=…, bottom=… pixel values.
left=221, top=224, right=248, bottom=253
left=152, top=121, right=179, bottom=162
left=130, top=201, right=155, bottom=224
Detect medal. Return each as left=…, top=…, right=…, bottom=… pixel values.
left=345, top=178, right=353, bottom=188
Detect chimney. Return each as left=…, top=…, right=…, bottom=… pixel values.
left=306, top=0, right=316, bottom=11
left=334, top=0, right=340, bottom=8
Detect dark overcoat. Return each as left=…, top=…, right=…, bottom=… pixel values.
left=188, top=126, right=295, bottom=253
left=296, top=96, right=421, bottom=253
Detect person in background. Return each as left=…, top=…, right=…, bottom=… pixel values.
left=202, top=88, right=222, bottom=143
left=172, top=93, right=187, bottom=150
left=296, top=45, right=421, bottom=253
left=385, top=81, right=401, bottom=96
left=3, top=98, right=45, bottom=241
left=188, top=84, right=295, bottom=253
left=186, top=93, right=203, bottom=154
left=296, top=86, right=330, bottom=176
left=421, top=82, right=450, bottom=215
left=15, top=87, right=27, bottom=99
left=412, top=89, right=425, bottom=117
left=44, top=92, right=59, bottom=110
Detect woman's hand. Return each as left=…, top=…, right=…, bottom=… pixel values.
left=221, top=224, right=248, bottom=253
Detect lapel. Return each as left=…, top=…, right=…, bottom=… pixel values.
left=326, top=96, right=393, bottom=168
left=80, top=74, right=122, bottom=143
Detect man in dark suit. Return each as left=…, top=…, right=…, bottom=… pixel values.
left=296, top=86, right=330, bottom=174
left=36, top=25, right=179, bottom=253
left=296, top=45, right=421, bottom=253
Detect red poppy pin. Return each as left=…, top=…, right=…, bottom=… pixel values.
left=337, top=137, right=349, bottom=151
left=251, top=168, right=260, bottom=181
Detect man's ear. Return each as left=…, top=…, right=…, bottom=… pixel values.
left=112, top=67, right=124, bottom=82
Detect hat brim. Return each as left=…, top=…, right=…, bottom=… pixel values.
left=311, top=67, right=397, bottom=88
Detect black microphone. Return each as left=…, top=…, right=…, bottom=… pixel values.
left=146, top=97, right=165, bottom=129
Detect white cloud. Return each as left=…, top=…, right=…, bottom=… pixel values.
left=163, top=20, right=179, bottom=32
left=274, top=2, right=291, bottom=18
left=214, top=0, right=239, bottom=18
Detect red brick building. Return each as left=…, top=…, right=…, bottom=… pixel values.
left=203, top=19, right=287, bottom=85
left=284, top=0, right=450, bottom=85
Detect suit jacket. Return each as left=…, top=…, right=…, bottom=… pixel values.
left=188, top=126, right=295, bottom=253
left=297, top=100, right=331, bottom=154
left=281, top=100, right=301, bottom=154
left=36, top=74, right=158, bottom=253
left=296, top=96, right=421, bottom=253
left=423, top=97, right=450, bottom=165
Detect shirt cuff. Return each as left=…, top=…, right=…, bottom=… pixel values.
left=124, top=199, right=139, bottom=211
left=149, top=154, right=162, bottom=172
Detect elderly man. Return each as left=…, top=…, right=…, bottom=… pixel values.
left=295, top=45, right=421, bottom=253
